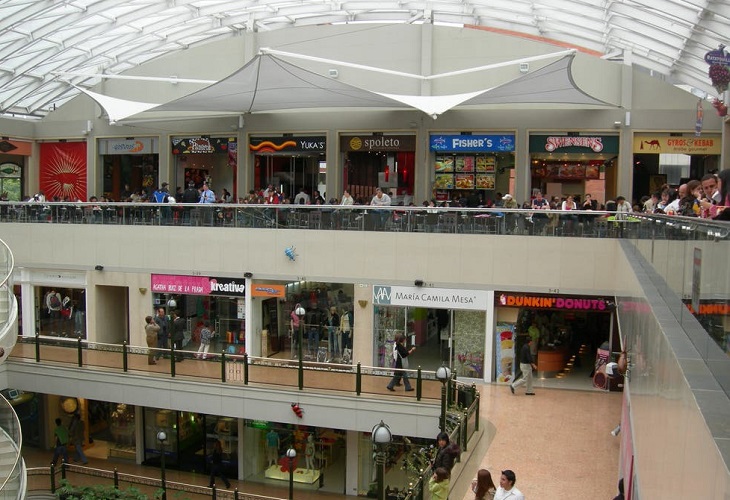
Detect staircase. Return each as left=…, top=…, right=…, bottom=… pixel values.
left=0, top=237, right=23, bottom=499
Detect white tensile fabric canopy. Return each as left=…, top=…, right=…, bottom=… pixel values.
left=80, top=53, right=614, bottom=122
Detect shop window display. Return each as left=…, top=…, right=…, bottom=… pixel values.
left=144, top=408, right=206, bottom=471
left=87, top=401, right=136, bottom=460
left=36, top=287, right=86, bottom=338
left=282, top=282, right=354, bottom=364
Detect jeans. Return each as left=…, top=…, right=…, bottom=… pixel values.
left=308, top=328, right=319, bottom=354
left=52, top=444, right=69, bottom=466
left=328, top=327, right=340, bottom=356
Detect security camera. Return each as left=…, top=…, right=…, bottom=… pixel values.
left=610, top=424, right=621, bottom=437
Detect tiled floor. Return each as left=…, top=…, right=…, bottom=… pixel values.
left=22, top=381, right=621, bottom=500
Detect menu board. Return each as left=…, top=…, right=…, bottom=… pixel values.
left=456, top=156, right=475, bottom=172
left=434, top=174, right=454, bottom=190
left=475, top=174, right=495, bottom=190
left=435, top=156, right=454, bottom=173
left=455, top=174, right=475, bottom=189
left=476, top=156, right=496, bottom=172
left=559, top=164, right=586, bottom=179
left=585, top=164, right=600, bottom=179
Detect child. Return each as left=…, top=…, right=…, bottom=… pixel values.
left=196, top=321, right=214, bottom=359
left=428, top=467, right=450, bottom=500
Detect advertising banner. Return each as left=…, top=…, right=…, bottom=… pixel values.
left=39, top=142, right=87, bottom=201
left=633, top=134, right=721, bottom=154
left=495, top=322, right=516, bottom=384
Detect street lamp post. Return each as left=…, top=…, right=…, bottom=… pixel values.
left=371, top=421, right=392, bottom=500
left=435, top=364, right=452, bottom=432
left=156, top=431, right=167, bottom=500
left=286, top=447, right=297, bottom=500
left=295, top=305, right=306, bottom=390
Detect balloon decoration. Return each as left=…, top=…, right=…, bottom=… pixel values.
left=285, top=246, right=297, bottom=261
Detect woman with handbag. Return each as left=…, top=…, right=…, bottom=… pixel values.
left=386, top=333, right=415, bottom=392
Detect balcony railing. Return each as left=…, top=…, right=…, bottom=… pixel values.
left=0, top=238, right=17, bottom=362
left=0, top=393, right=23, bottom=500
left=1, top=201, right=728, bottom=238
left=9, top=335, right=476, bottom=402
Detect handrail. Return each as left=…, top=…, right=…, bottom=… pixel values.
left=27, top=463, right=281, bottom=500
left=1, top=201, right=727, bottom=239
left=0, top=393, right=23, bottom=497
left=11, top=336, right=476, bottom=400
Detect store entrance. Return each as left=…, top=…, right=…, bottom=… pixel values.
left=254, top=154, right=324, bottom=201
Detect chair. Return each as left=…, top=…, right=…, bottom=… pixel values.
left=437, top=212, right=458, bottom=233
left=309, top=211, right=322, bottom=229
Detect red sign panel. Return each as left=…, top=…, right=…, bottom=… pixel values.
left=39, top=142, right=87, bottom=201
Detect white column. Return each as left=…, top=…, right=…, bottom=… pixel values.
left=345, top=429, right=360, bottom=496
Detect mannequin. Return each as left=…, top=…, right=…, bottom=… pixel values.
left=305, top=434, right=315, bottom=472
left=266, top=429, right=279, bottom=467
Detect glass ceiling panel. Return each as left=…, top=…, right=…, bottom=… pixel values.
left=0, top=0, right=726, bottom=118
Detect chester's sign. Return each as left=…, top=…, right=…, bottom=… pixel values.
left=497, top=293, right=615, bottom=311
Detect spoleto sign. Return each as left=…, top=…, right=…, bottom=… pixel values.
left=373, top=285, right=488, bottom=310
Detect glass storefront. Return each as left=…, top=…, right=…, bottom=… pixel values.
left=99, top=138, right=159, bottom=202
left=530, top=134, right=619, bottom=207
left=250, top=135, right=325, bottom=201
left=430, top=133, right=515, bottom=204
left=36, top=286, right=86, bottom=338
left=341, top=134, right=416, bottom=204
left=172, top=136, right=237, bottom=200
left=372, top=285, right=489, bottom=376
left=88, top=400, right=137, bottom=460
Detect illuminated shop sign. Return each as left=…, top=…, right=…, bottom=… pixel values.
left=497, top=293, right=615, bottom=311
left=251, top=284, right=286, bottom=297
left=373, top=285, right=488, bottom=311
left=429, top=134, right=515, bottom=152
left=151, top=274, right=246, bottom=296
left=249, top=136, right=326, bottom=153
left=683, top=300, right=730, bottom=315
left=100, top=138, right=155, bottom=155
left=340, top=135, right=416, bottom=152
left=632, top=134, right=721, bottom=155
left=529, top=135, right=619, bottom=154
left=171, top=137, right=235, bottom=154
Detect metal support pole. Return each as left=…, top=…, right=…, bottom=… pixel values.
left=221, top=352, right=226, bottom=382
left=244, top=353, right=249, bottom=384
left=288, top=456, right=294, bottom=500
left=440, top=382, right=447, bottom=432
left=298, top=321, right=304, bottom=390
left=77, top=337, right=83, bottom=367
left=160, top=446, right=167, bottom=500
left=122, top=342, right=128, bottom=372
left=35, top=332, right=40, bottom=362
left=376, top=448, right=386, bottom=500
left=356, top=362, right=362, bottom=395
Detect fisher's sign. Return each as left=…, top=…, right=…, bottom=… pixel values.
left=373, top=285, right=488, bottom=310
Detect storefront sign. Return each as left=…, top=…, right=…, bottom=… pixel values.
left=251, top=284, right=286, bottom=297
left=340, top=135, right=415, bottom=152
left=632, top=134, right=721, bottom=154
left=430, top=134, right=515, bottom=152
left=373, top=285, right=488, bottom=311
left=152, top=274, right=211, bottom=295
left=209, top=277, right=246, bottom=296
left=99, top=138, right=156, bottom=155
left=0, top=139, right=32, bottom=156
left=529, top=135, right=619, bottom=154
left=497, top=293, right=615, bottom=311
left=29, top=271, right=86, bottom=286
left=151, top=274, right=247, bottom=296
left=249, top=136, right=326, bottom=153
left=684, top=301, right=730, bottom=315
left=171, top=137, right=235, bottom=154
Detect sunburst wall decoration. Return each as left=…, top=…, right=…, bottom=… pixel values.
left=39, top=142, right=87, bottom=201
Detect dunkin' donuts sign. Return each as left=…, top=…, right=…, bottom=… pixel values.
left=497, top=293, right=615, bottom=311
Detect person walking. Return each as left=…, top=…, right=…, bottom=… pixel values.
left=68, top=412, right=88, bottom=464
left=472, top=469, right=497, bottom=500
left=145, top=315, right=160, bottom=365
left=208, top=440, right=231, bottom=489
left=196, top=321, right=213, bottom=359
left=51, top=417, right=70, bottom=466
left=494, top=470, right=524, bottom=500
left=510, top=339, right=536, bottom=396
left=386, top=333, right=415, bottom=392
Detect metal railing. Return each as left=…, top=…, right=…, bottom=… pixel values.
left=11, top=335, right=451, bottom=401
left=0, top=393, right=23, bottom=500
left=27, top=462, right=281, bottom=500
left=0, top=237, right=17, bottom=361
left=4, top=200, right=728, bottom=238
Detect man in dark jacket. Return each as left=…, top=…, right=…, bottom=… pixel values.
left=171, top=310, right=186, bottom=361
